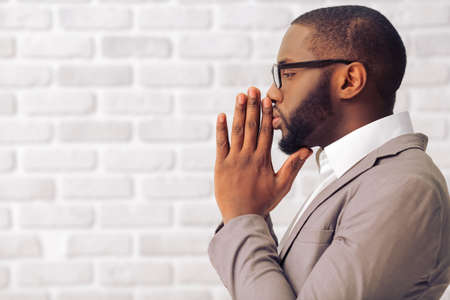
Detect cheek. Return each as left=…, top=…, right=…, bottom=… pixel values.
left=282, top=88, right=306, bottom=115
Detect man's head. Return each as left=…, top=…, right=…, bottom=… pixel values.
left=266, top=5, right=407, bottom=153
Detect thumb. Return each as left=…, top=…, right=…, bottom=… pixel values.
left=275, top=147, right=313, bottom=195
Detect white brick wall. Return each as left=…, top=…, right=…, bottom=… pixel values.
left=0, top=0, right=448, bottom=299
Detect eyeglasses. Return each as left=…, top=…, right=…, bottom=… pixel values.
left=271, top=59, right=357, bottom=89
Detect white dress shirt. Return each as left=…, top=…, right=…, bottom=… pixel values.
left=286, top=111, right=414, bottom=238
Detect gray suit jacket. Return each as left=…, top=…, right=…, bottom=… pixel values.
left=208, top=132, right=450, bottom=299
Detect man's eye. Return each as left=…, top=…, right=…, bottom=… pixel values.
left=282, top=73, right=296, bottom=78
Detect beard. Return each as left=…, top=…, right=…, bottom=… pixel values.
left=277, top=68, right=334, bottom=155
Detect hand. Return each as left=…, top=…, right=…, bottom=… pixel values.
left=214, top=86, right=313, bottom=224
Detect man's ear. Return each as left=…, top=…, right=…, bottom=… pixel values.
left=338, top=62, right=367, bottom=100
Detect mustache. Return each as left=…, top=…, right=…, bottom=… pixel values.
left=272, top=105, right=296, bottom=133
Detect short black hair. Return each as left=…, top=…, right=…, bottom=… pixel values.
left=291, top=5, right=407, bottom=112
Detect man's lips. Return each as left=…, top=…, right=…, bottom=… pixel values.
left=272, top=114, right=281, bottom=128
left=272, top=109, right=281, bottom=129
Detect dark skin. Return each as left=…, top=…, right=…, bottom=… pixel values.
left=268, top=24, right=392, bottom=148
left=215, top=24, right=392, bottom=224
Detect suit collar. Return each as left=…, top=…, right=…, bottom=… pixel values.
left=278, top=132, right=428, bottom=262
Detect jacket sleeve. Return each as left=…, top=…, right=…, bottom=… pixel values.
left=208, top=213, right=296, bottom=300
left=212, top=213, right=279, bottom=246
left=207, top=175, right=445, bottom=300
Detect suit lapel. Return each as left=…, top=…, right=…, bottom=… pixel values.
left=278, top=132, right=428, bottom=262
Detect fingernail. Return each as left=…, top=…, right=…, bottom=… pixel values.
left=239, top=94, right=245, bottom=104
left=263, top=97, right=271, bottom=108
left=249, top=87, right=256, bottom=98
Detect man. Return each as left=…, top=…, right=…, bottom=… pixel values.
left=208, top=5, right=450, bottom=300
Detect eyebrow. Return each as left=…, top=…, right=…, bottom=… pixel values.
left=277, top=58, right=292, bottom=64
left=278, top=57, right=294, bottom=65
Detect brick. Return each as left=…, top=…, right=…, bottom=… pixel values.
left=179, top=33, right=251, bottom=59
left=175, top=260, right=221, bottom=284
left=99, top=91, right=172, bottom=115
left=180, top=146, right=214, bottom=171
left=402, top=62, right=448, bottom=86
left=214, top=286, right=232, bottom=300
left=370, top=4, right=450, bottom=28
left=19, top=204, right=94, bottom=228
left=57, top=65, right=132, bottom=86
left=99, top=204, right=172, bottom=228
left=139, top=63, right=211, bottom=87
left=58, top=291, right=132, bottom=300
left=178, top=90, right=236, bottom=115
left=59, top=7, right=131, bottom=30
left=58, top=121, right=131, bottom=142
left=0, top=208, right=11, bottom=228
left=18, top=262, right=92, bottom=286
left=99, top=261, right=172, bottom=286
left=136, top=289, right=213, bottom=300
left=0, top=178, right=54, bottom=201
left=62, top=176, right=132, bottom=199
left=426, top=142, right=450, bottom=169
left=0, top=65, right=51, bottom=87
left=20, top=36, right=93, bottom=58
left=410, top=114, right=447, bottom=139
left=184, top=0, right=254, bottom=3
left=20, top=91, right=95, bottom=115
left=257, top=0, right=326, bottom=2
left=0, top=94, right=15, bottom=115
left=415, top=32, right=450, bottom=57
left=0, top=7, right=51, bottom=29
left=0, top=150, right=14, bottom=172
left=102, top=149, right=174, bottom=172
left=22, top=149, right=96, bottom=172
left=0, top=121, right=52, bottom=144
left=218, top=5, right=292, bottom=30
left=176, top=0, right=214, bottom=3
left=218, top=63, right=272, bottom=86
left=142, top=176, right=211, bottom=199
left=254, top=34, right=284, bottom=59
left=101, top=0, right=169, bottom=2
left=139, top=119, right=211, bottom=141
left=0, top=235, right=41, bottom=258
left=409, top=88, right=450, bottom=111
left=178, top=202, right=221, bottom=226
left=67, top=234, right=132, bottom=257
left=0, top=267, right=8, bottom=288
left=20, top=0, right=89, bottom=2
left=0, top=37, right=14, bottom=57
left=140, top=231, right=211, bottom=255
left=0, top=293, right=50, bottom=300
left=102, top=36, right=171, bottom=58
left=139, top=7, right=211, bottom=29
left=392, top=89, right=410, bottom=113
left=40, top=232, right=67, bottom=260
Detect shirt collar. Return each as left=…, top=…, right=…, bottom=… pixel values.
left=315, top=111, right=414, bottom=179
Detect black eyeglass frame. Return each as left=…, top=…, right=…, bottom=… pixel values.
left=272, top=59, right=357, bottom=88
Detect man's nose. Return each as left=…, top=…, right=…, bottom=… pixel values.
left=266, top=82, right=283, bottom=104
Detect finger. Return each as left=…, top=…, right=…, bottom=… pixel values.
left=230, top=93, right=247, bottom=151
left=242, top=87, right=261, bottom=152
left=256, top=96, right=273, bottom=156
left=275, top=148, right=313, bottom=196
left=216, top=113, right=229, bottom=162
